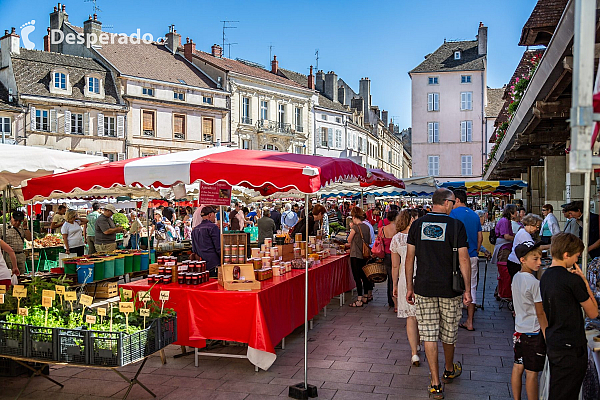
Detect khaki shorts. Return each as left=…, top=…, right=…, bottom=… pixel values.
left=86, top=236, right=96, bottom=255
left=95, top=243, right=117, bottom=253
left=415, top=295, right=462, bottom=344
left=6, top=252, right=26, bottom=274
left=470, top=256, right=479, bottom=304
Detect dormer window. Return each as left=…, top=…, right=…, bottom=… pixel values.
left=88, top=77, right=100, bottom=94
left=174, top=91, right=185, bottom=101
left=454, top=51, right=461, bottom=60
left=142, top=87, right=154, bottom=96
left=54, top=72, right=66, bottom=89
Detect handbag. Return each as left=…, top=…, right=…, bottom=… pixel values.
left=452, top=219, right=466, bottom=293
left=357, top=225, right=371, bottom=259
left=371, top=228, right=385, bottom=259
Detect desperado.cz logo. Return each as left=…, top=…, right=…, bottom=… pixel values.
left=20, top=20, right=36, bottom=49
left=50, top=29, right=163, bottom=48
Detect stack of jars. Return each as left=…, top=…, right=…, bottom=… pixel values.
left=223, top=244, right=246, bottom=264
left=178, top=271, right=210, bottom=285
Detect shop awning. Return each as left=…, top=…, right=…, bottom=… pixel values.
left=20, top=147, right=369, bottom=201
left=440, top=180, right=527, bottom=193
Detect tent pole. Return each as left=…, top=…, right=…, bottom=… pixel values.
left=219, top=206, right=223, bottom=235
left=31, top=201, right=35, bottom=277
left=304, top=193, right=309, bottom=389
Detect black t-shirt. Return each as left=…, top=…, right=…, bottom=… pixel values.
left=540, top=266, right=589, bottom=348
left=162, top=207, right=175, bottom=222
left=577, top=213, right=600, bottom=258
left=407, top=212, right=468, bottom=298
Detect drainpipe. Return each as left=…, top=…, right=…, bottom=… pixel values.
left=481, top=70, right=485, bottom=179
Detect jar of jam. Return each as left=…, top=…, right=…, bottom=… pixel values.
left=157, top=257, right=166, bottom=266
left=224, top=245, right=231, bottom=256
left=199, top=261, right=207, bottom=272
left=203, top=271, right=209, bottom=283
left=165, top=267, right=172, bottom=276
left=233, top=265, right=241, bottom=280
left=178, top=274, right=185, bottom=284
left=148, top=275, right=156, bottom=284
left=191, top=273, right=199, bottom=285
left=158, top=266, right=166, bottom=275
left=185, top=273, right=192, bottom=285
left=223, top=255, right=231, bottom=264
left=163, top=275, right=171, bottom=284
left=238, top=245, right=245, bottom=255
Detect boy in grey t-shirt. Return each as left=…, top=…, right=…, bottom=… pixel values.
left=511, top=241, right=548, bottom=400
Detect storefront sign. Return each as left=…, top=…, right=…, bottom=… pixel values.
left=199, top=182, right=232, bottom=206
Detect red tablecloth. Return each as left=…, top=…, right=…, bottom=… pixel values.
left=121, top=255, right=354, bottom=357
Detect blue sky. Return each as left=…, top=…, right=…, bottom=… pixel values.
left=0, top=0, right=537, bottom=128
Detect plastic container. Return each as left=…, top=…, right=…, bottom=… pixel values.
left=103, top=257, right=116, bottom=279
left=123, top=253, right=133, bottom=274
left=113, top=255, right=125, bottom=276
left=150, top=249, right=156, bottom=264
left=132, top=253, right=142, bottom=272
left=140, top=251, right=149, bottom=271
left=77, top=262, right=94, bottom=284
left=64, top=259, right=78, bottom=275
left=91, top=259, right=105, bottom=281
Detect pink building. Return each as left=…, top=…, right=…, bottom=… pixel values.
left=410, top=23, right=488, bottom=183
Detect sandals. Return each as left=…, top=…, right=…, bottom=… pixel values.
left=349, top=300, right=364, bottom=307
left=365, top=294, right=373, bottom=302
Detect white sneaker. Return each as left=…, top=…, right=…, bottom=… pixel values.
left=411, top=354, right=420, bottom=367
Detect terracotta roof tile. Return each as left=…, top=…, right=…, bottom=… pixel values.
left=410, top=40, right=485, bottom=74
left=519, top=0, right=568, bottom=46
left=278, top=68, right=349, bottom=113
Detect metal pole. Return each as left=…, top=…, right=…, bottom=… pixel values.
left=219, top=205, right=223, bottom=235
left=31, top=201, right=35, bottom=277
left=304, top=193, right=309, bottom=389
left=582, top=172, right=591, bottom=277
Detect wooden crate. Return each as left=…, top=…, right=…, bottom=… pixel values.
left=221, top=233, right=248, bottom=265
left=85, top=282, right=118, bottom=299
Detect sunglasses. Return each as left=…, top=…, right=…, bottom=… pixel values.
left=445, top=199, right=456, bottom=205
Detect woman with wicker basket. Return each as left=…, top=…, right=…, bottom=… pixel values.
left=347, top=207, right=373, bottom=307
left=391, top=208, right=421, bottom=366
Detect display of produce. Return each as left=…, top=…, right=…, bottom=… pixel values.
left=27, top=234, right=63, bottom=249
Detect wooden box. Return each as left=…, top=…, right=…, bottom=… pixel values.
left=222, top=233, right=248, bottom=266
left=149, top=263, right=159, bottom=276
left=218, top=264, right=261, bottom=291
left=275, top=244, right=295, bottom=262
left=85, top=282, right=118, bottom=299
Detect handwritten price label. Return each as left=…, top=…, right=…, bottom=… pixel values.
left=42, top=296, right=53, bottom=308
left=12, top=288, right=27, bottom=298
left=18, top=308, right=28, bottom=316
left=0, top=285, right=6, bottom=294
left=55, top=285, right=66, bottom=295
left=97, top=308, right=106, bottom=317
left=85, top=315, right=97, bottom=324
left=138, top=291, right=151, bottom=302
left=79, top=294, right=93, bottom=307
left=42, top=290, right=55, bottom=300
left=159, top=291, right=170, bottom=301
left=64, top=291, right=77, bottom=301
left=0, top=294, right=4, bottom=304
left=119, top=302, right=134, bottom=313
left=140, top=308, right=150, bottom=317
left=122, top=289, right=133, bottom=300
left=12, top=285, right=24, bottom=291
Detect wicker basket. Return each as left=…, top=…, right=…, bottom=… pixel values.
left=362, top=261, right=387, bottom=283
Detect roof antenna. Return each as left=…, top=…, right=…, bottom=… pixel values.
left=315, top=49, right=319, bottom=70
left=220, top=20, right=239, bottom=53
left=269, top=43, right=274, bottom=64
left=225, top=42, right=238, bottom=58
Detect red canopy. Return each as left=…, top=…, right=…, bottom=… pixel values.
left=361, top=168, right=405, bottom=188
left=21, top=148, right=369, bottom=201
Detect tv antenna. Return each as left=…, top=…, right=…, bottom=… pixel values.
left=220, top=20, right=239, bottom=52
left=269, top=43, right=275, bottom=64
left=315, top=49, right=319, bottom=71
left=225, top=42, right=238, bottom=58
left=84, top=0, right=102, bottom=14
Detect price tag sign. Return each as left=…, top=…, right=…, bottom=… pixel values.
left=79, top=294, right=93, bottom=307
left=0, top=284, right=6, bottom=294
left=42, top=290, right=55, bottom=300
left=122, top=289, right=133, bottom=300
left=138, top=291, right=150, bottom=302
left=97, top=308, right=106, bottom=317
left=159, top=291, right=170, bottom=301
left=119, top=302, right=134, bottom=313
left=140, top=308, right=150, bottom=317
left=64, top=291, right=77, bottom=301
left=18, top=307, right=28, bottom=316
left=0, top=294, right=4, bottom=304
left=85, top=315, right=97, bottom=324
left=178, top=265, right=188, bottom=272
left=13, top=287, right=27, bottom=298
left=13, top=285, right=24, bottom=291
left=55, top=285, right=66, bottom=295
left=42, top=296, right=53, bottom=308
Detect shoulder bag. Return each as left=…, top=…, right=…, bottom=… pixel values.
left=452, top=219, right=465, bottom=293
left=357, top=224, right=371, bottom=259
left=371, top=228, right=385, bottom=259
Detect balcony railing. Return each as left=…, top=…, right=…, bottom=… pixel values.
left=241, top=116, right=252, bottom=125
left=294, top=125, right=304, bottom=133
left=256, top=119, right=291, bottom=135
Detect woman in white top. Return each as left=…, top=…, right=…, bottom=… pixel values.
left=507, top=213, right=548, bottom=280
left=391, top=208, right=421, bottom=367
left=0, top=239, right=18, bottom=286
left=540, top=204, right=560, bottom=245
left=61, top=210, right=88, bottom=256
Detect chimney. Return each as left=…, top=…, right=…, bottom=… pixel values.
left=211, top=44, right=223, bottom=58
left=183, top=37, right=195, bottom=62
left=389, top=122, right=395, bottom=132
left=477, top=22, right=487, bottom=56
left=307, top=66, right=315, bottom=90
left=44, top=27, right=50, bottom=51
left=1, top=28, right=20, bottom=68
left=315, top=70, right=325, bottom=93
left=165, top=25, right=181, bottom=54
left=338, top=86, right=346, bottom=105
left=351, top=97, right=364, bottom=113
left=83, top=14, right=102, bottom=47
left=324, top=71, right=338, bottom=103
left=50, top=3, right=68, bottom=31
left=381, top=110, right=388, bottom=126
left=271, top=55, right=278, bottom=74
left=359, top=77, right=371, bottom=123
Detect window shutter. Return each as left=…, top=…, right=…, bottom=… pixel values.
left=427, top=94, right=433, bottom=111
left=460, top=121, right=466, bottom=142
left=434, top=93, right=439, bottom=111
left=83, top=112, right=90, bottom=135
left=202, top=118, right=213, bottom=138
left=64, top=110, right=71, bottom=134
left=143, top=111, right=153, bottom=131
left=327, top=128, right=333, bottom=148
left=30, top=106, right=36, bottom=131
left=174, top=115, right=184, bottom=134
left=118, top=152, right=126, bottom=161
left=97, top=113, right=104, bottom=136
left=116, top=115, right=125, bottom=138
left=49, top=109, right=57, bottom=132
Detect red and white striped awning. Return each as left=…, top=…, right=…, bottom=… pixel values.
left=21, top=147, right=369, bottom=201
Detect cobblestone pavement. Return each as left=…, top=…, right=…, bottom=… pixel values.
left=0, top=260, right=519, bottom=399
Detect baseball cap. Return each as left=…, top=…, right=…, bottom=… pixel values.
left=104, top=204, right=117, bottom=214
left=201, top=206, right=216, bottom=216
left=12, top=211, right=25, bottom=221
left=514, top=241, right=542, bottom=260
